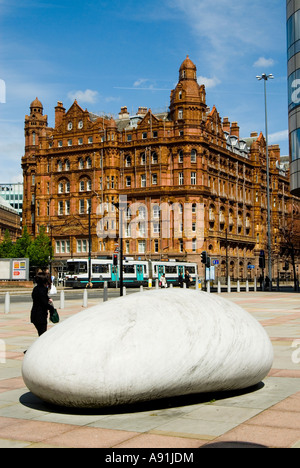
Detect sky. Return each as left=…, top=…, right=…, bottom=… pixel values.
left=0, top=0, right=288, bottom=183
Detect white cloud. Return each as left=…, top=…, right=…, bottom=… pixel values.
left=134, top=78, right=149, bottom=87
left=67, top=89, right=98, bottom=104
left=253, top=57, right=275, bottom=68
left=167, top=0, right=280, bottom=74
left=268, top=129, right=288, bottom=144
left=197, top=76, right=221, bottom=89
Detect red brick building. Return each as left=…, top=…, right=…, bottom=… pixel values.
left=21, top=57, right=300, bottom=281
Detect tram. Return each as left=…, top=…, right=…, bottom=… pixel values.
left=65, top=257, right=197, bottom=288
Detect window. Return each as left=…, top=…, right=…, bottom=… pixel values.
left=191, top=172, right=197, bottom=185
left=192, top=203, right=196, bottom=213
left=78, top=138, right=83, bottom=145
left=153, top=222, right=160, bottom=234
left=139, top=206, right=146, bottom=219
left=58, top=182, right=64, bottom=194
left=79, top=158, right=84, bottom=169
left=126, top=176, right=131, bottom=187
left=58, top=201, right=63, bottom=215
left=78, top=120, right=83, bottom=129
left=65, top=159, right=70, bottom=171
left=179, top=172, right=184, bottom=185
left=86, top=157, right=92, bottom=168
left=88, top=137, right=93, bottom=144
left=154, top=239, right=159, bottom=252
left=65, top=181, right=70, bottom=193
left=68, top=139, right=72, bottom=147
left=77, top=239, right=87, bottom=253
left=58, top=140, right=62, bottom=147
left=141, top=153, right=146, bottom=165
left=191, top=149, right=197, bottom=163
left=125, top=155, right=131, bottom=167
left=138, top=240, right=146, bottom=253
left=142, top=132, right=147, bottom=139
left=79, top=180, right=85, bottom=192
left=141, top=174, right=146, bottom=187
left=87, top=179, right=92, bottom=191
left=58, top=160, right=62, bottom=171
left=178, top=151, right=183, bottom=163
left=68, top=122, right=72, bottom=131
left=153, top=205, right=160, bottom=218
left=79, top=199, right=85, bottom=214
left=65, top=200, right=70, bottom=215
left=152, top=173, right=157, bottom=185
left=153, top=131, right=158, bottom=138
left=152, top=152, right=158, bottom=164
left=178, top=108, right=183, bottom=119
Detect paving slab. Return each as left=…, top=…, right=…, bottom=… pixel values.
left=0, top=290, right=300, bottom=448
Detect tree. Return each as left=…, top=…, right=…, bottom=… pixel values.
left=0, top=229, right=16, bottom=258
left=27, top=225, right=52, bottom=269
left=14, top=226, right=32, bottom=258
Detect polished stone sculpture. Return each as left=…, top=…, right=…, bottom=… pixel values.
left=22, top=289, right=273, bottom=408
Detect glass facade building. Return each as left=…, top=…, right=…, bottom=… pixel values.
left=0, top=183, right=23, bottom=217
left=287, top=0, right=300, bottom=196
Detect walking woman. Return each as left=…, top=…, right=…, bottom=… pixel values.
left=31, top=271, right=55, bottom=336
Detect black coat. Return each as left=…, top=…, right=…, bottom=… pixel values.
left=31, top=285, right=54, bottom=325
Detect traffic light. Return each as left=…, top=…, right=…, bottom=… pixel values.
left=206, top=257, right=211, bottom=268
left=201, top=251, right=207, bottom=264
left=113, top=254, right=118, bottom=266
left=259, top=251, right=265, bottom=269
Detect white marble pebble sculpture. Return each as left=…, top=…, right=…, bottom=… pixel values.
left=22, top=289, right=273, bottom=408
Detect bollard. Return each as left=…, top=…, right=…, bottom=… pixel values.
left=254, top=277, right=257, bottom=292
left=83, top=289, right=88, bottom=307
left=228, top=276, right=231, bottom=293
left=60, top=290, right=65, bottom=309
left=218, top=280, right=221, bottom=294
left=183, top=282, right=186, bottom=289
left=246, top=280, right=249, bottom=293
left=4, top=292, right=10, bottom=314
left=103, top=281, right=108, bottom=302
left=155, top=279, right=159, bottom=289
left=140, top=285, right=143, bottom=292
left=170, top=283, right=173, bottom=288
left=123, top=286, right=126, bottom=296
left=207, top=281, right=210, bottom=293
left=237, top=280, right=240, bottom=293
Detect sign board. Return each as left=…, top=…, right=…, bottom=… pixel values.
left=212, top=259, right=219, bottom=265
left=0, top=258, right=29, bottom=281
left=247, top=265, right=255, bottom=270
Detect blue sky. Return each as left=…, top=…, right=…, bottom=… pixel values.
left=0, top=0, right=288, bottom=183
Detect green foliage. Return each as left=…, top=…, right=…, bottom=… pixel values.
left=0, top=225, right=52, bottom=269
left=14, top=226, right=32, bottom=258
left=27, top=225, right=52, bottom=269
left=0, top=229, right=16, bottom=258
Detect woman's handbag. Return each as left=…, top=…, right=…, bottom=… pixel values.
left=50, top=309, right=60, bottom=323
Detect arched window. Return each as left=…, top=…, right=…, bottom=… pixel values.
left=57, top=160, right=63, bottom=172
left=191, top=149, right=197, bottom=163
left=86, top=156, right=92, bottom=168
left=78, top=158, right=84, bottom=169
left=125, top=155, right=131, bottom=167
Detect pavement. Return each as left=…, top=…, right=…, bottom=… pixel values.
left=0, top=288, right=300, bottom=449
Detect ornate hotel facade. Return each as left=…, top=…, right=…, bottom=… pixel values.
left=21, top=56, right=300, bottom=280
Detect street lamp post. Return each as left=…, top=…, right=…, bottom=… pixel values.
left=256, top=73, right=274, bottom=291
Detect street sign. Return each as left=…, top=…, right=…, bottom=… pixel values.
left=212, top=259, right=219, bottom=265
left=248, top=265, right=255, bottom=269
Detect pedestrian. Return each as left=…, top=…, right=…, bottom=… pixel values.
left=30, top=271, right=55, bottom=336
left=184, top=270, right=190, bottom=288
left=178, top=272, right=184, bottom=288
left=160, top=274, right=168, bottom=288
left=265, top=276, right=270, bottom=290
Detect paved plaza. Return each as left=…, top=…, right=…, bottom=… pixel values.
left=0, top=288, right=300, bottom=448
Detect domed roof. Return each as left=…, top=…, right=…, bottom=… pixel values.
left=179, top=55, right=197, bottom=72
left=30, top=97, right=43, bottom=109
